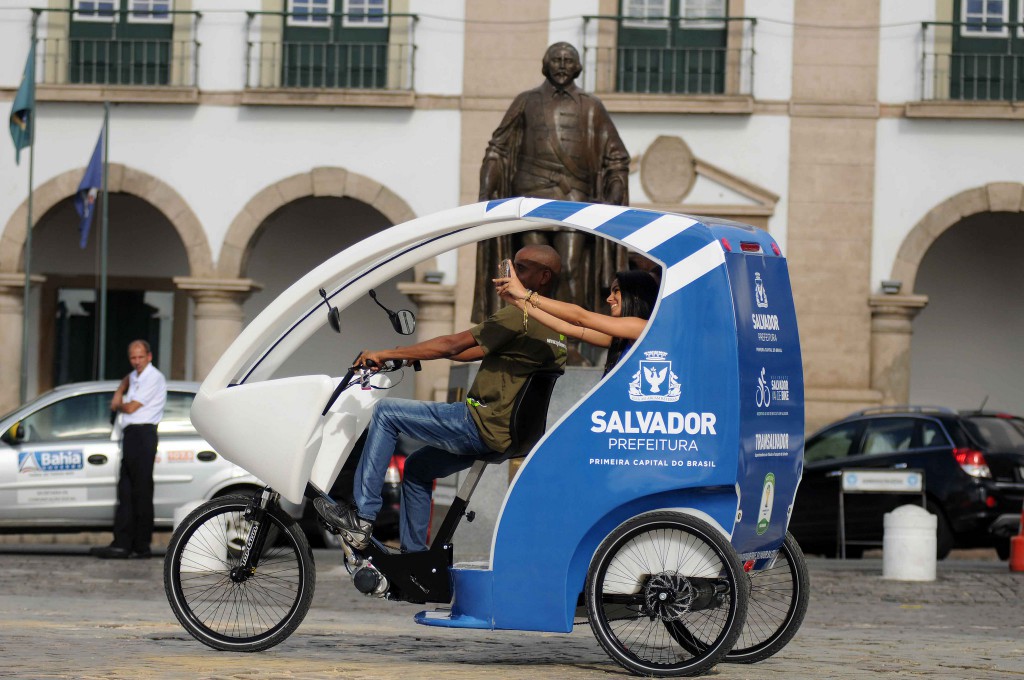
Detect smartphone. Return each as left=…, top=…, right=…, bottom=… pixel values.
left=499, top=259, right=511, bottom=278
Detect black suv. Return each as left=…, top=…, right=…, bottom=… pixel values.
left=790, top=407, right=1024, bottom=559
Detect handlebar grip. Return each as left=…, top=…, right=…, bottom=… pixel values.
left=322, top=368, right=355, bottom=416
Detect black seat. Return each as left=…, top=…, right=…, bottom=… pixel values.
left=479, top=371, right=561, bottom=463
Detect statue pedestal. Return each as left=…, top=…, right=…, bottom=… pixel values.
left=439, top=365, right=602, bottom=561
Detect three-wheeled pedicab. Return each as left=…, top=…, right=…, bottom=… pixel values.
left=164, top=199, right=808, bottom=677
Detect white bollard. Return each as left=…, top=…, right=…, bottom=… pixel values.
left=882, top=504, right=937, bottom=581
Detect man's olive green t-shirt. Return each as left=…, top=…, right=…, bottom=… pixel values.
left=467, top=305, right=567, bottom=453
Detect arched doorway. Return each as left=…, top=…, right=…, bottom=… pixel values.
left=0, top=165, right=211, bottom=399
left=241, top=195, right=418, bottom=398
left=910, top=211, right=1024, bottom=412
left=31, top=193, right=191, bottom=387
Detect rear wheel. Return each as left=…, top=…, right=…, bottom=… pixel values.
left=164, top=495, right=315, bottom=651
left=726, top=532, right=810, bottom=663
left=586, top=512, right=748, bottom=677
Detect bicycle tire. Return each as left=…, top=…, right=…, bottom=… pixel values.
left=726, top=531, right=809, bottom=664
left=586, top=511, right=748, bottom=677
left=163, top=494, right=316, bottom=652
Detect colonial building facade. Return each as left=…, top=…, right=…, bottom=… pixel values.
left=1, top=0, right=1022, bottom=430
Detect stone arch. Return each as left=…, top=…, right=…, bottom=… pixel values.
left=891, top=182, right=1024, bottom=292
left=218, top=167, right=418, bottom=278
left=0, top=163, right=214, bottom=276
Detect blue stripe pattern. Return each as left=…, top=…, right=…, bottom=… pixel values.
left=520, top=200, right=717, bottom=270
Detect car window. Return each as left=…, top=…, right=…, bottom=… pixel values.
left=160, top=391, right=198, bottom=436
left=804, top=422, right=860, bottom=463
left=861, top=418, right=915, bottom=455
left=18, top=392, right=114, bottom=443
left=919, top=420, right=950, bottom=448
left=963, top=416, right=1024, bottom=450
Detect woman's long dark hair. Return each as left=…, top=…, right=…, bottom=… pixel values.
left=603, top=270, right=660, bottom=375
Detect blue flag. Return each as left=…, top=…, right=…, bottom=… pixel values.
left=74, top=124, right=105, bottom=249
left=9, top=44, right=35, bottom=165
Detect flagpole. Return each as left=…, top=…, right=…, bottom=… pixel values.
left=18, top=36, right=36, bottom=404
left=97, top=101, right=110, bottom=380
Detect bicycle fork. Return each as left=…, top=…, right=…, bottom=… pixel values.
left=232, top=487, right=279, bottom=584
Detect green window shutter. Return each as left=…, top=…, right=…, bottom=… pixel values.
left=69, top=0, right=173, bottom=86
left=282, top=0, right=389, bottom=89
left=616, top=0, right=727, bottom=94
left=950, top=0, right=1024, bottom=100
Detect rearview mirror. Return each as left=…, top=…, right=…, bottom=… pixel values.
left=1, top=422, right=24, bottom=445
left=392, top=309, right=416, bottom=335
left=320, top=288, right=342, bottom=334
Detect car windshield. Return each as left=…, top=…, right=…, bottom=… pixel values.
left=0, top=392, right=56, bottom=424
left=963, top=416, right=1024, bottom=450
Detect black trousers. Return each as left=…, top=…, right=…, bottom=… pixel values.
left=112, top=424, right=158, bottom=552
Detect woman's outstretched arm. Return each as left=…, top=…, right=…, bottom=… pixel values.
left=499, top=291, right=614, bottom=347
left=495, top=269, right=648, bottom=342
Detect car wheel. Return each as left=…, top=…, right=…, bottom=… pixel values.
left=995, top=538, right=1011, bottom=561
left=926, top=502, right=954, bottom=560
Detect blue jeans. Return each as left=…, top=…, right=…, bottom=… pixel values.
left=353, top=399, right=494, bottom=552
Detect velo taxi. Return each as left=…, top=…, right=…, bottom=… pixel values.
left=163, top=198, right=809, bottom=677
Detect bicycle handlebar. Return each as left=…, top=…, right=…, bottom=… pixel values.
left=320, top=357, right=420, bottom=416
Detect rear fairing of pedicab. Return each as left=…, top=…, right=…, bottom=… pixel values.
left=188, top=198, right=803, bottom=635
left=419, top=202, right=804, bottom=633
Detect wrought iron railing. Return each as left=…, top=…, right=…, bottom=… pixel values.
left=37, top=37, right=198, bottom=87
left=246, top=40, right=413, bottom=90
left=582, top=15, right=755, bottom=96
left=245, top=11, right=417, bottom=91
left=921, top=21, right=1024, bottom=101
left=31, top=8, right=200, bottom=88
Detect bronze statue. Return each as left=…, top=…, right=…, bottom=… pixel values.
left=474, top=42, right=631, bottom=332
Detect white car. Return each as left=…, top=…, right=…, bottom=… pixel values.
left=0, top=381, right=270, bottom=533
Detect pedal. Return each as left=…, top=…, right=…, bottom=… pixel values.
left=317, top=516, right=342, bottom=535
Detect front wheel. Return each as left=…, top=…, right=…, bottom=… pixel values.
left=586, top=511, right=748, bottom=677
left=726, top=532, right=810, bottom=663
left=164, top=494, right=316, bottom=652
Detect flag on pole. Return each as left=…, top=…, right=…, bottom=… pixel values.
left=9, top=44, right=35, bottom=164
left=74, top=123, right=105, bottom=249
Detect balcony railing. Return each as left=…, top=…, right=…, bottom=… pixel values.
left=246, top=41, right=413, bottom=90
left=31, top=8, right=200, bottom=88
left=582, top=16, right=755, bottom=96
left=921, top=21, right=1024, bottom=102
left=245, top=11, right=416, bottom=92
left=37, top=37, right=198, bottom=87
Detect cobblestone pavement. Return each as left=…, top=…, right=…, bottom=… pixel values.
left=0, top=545, right=1021, bottom=679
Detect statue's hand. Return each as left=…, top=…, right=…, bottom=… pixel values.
left=605, top=181, right=625, bottom=206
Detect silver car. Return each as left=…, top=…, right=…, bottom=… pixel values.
left=0, top=381, right=267, bottom=533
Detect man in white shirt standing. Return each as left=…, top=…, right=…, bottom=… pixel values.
left=92, top=340, right=167, bottom=559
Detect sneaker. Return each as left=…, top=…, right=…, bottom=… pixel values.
left=313, top=497, right=374, bottom=550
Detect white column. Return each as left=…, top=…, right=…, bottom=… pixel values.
left=0, top=273, right=45, bottom=412
left=869, top=294, right=929, bottom=405
left=396, top=282, right=456, bottom=401
left=174, top=277, right=261, bottom=382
